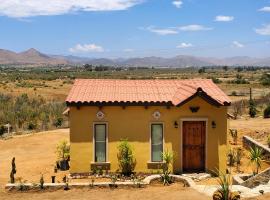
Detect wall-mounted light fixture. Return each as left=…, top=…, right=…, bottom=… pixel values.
left=211, top=121, right=216, bottom=129
left=189, top=106, right=200, bottom=113
left=174, top=121, right=179, bottom=128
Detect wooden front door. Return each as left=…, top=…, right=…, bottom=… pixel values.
left=183, top=121, right=206, bottom=172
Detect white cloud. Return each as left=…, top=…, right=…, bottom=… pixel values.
left=0, top=0, right=144, bottom=18
left=146, top=26, right=178, bottom=35
left=215, top=15, right=234, bottom=22
left=69, top=44, right=104, bottom=53
left=123, top=48, right=134, bottom=52
left=255, top=24, right=270, bottom=35
left=232, top=41, right=244, bottom=48
left=258, top=7, right=270, bottom=12
left=172, top=1, right=183, bottom=8
left=178, top=24, right=212, bottom=31
left=176, top=43, right=193, bottom=48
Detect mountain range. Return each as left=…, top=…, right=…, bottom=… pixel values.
left=0, top=48, right=270, bottom=67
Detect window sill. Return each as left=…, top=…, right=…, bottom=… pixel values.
left=147, top=161, right=165, bottom=164
left=90, top=162, right=111, bottom=170
left=147, top=161, right=165, bottom=169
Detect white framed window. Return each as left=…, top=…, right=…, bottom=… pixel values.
left=150, top=123, right=164, bottom=162
left=94, top=123, right=107, bottom=162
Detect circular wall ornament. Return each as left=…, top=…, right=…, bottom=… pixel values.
left=96, top=111, right=105, bottom=120
left=152, top=111, right=161, bottom=120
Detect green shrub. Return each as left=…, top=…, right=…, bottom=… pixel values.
left=56, top=140, right=70, bottom=161
left=53, top=117, right=63, bottom=127
left=27, top=121, right=37, bottom=130
left=260, top=73, right=270, bottom=86
left=160, top=150, right=174, bottom=186
left=249, top=100, right=257, bottom=118
left=263, top=105, right=270, bottom=118
left=117, top=139, right=136, bottom=176
left=249, top=146, right=263, bottom=175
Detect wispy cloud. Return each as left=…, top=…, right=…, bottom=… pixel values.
left=172, top=1, right=183, bottom=8
left=0, top=0, right=144, bottom=18
left=176, top=43, right=193, bottom=48
left=144, top=24, right=212, bottom=35
left=123, top=48, right=134, bottom=52
left=215, top=15, right=234, bottom=22
left=69, top=44, right=104, bottom=53
left=232, top=41, right=244, bottom=48
left=178, top=24, right=212, bottom=31
left=146, top=26, right=179, bottom=35
left=258, top=7, right=270, bottom=12
left=255, top=24, right=270, bottom=35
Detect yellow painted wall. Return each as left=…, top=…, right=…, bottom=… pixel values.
left=69, top=96, right=228, bottom=174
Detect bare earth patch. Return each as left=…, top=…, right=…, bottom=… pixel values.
left=0, top=184, right=211, bottom=200
left=0, top=129, right=69, bottom=187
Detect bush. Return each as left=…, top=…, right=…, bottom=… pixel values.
left=53, top=117, right=63, bottom=128
left=117, top=139, right=136, bottom=176
left=56, top=140, right=70, bottom=161
left=212, top=77, right=222, bottom=84
left=263, top=105, right=270, bottom=118
left=249, top=100, right=257, bottom=118
left=260, top=73, right=270, bottom=86
left=0, top=125, right=5, bottom=136
left=27, top=121, right=37, bottom=130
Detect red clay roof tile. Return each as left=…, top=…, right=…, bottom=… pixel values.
left=66, top=79, right=231, bottom=106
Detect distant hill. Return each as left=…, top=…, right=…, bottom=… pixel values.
left=0, top=48, right=270, bottom=67
left=0, top=48, right=67, bottom=65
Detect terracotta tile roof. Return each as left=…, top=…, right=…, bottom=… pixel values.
left=66, top=79, right=231, bottom=106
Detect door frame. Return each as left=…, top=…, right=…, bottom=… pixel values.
left=180, top=118, right=208, bottom=172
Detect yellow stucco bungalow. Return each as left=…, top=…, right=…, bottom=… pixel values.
left=66, top=79, right=231, bottom=174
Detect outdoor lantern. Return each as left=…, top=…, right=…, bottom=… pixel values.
left=174, top=121, right=179, bottom=128
left=212, top=121, right=216, bottom=129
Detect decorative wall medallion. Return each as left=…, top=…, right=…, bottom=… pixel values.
left=96, top=111, right=105, bottom=120
left=152, top=111, right=161, bottom=120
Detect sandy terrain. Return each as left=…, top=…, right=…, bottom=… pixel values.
left=0, top=129, right=69, bottom=187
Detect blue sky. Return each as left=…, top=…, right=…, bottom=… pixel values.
left=0, top=0, right=270, bottom=58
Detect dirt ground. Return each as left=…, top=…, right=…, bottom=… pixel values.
left=0, top=129, right=69, bottom=187
left=0, top=184, right=212, bottom=200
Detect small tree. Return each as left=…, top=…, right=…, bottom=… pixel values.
left=40, top=174, right=44, bottom=189
left=117, top=139, right=136, bottom=176
left=56, top=140, right=70, bottom=170
left=235, top=148, right=243, bottom=172
left=56, top=140, right=70, bottom=161
left=249, top=100, right=257, bottom=118
left=249, top=88, right=256, bottom=118
left=229, top=129, right=238, bottom=145
left=160, top=150, right=174, bottom=185
left=10, top=157, right=16, bottom=183
left=249, top=146, right=263, bottom=175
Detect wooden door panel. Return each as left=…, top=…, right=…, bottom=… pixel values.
left=183, top=121, right=205, bottom=172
